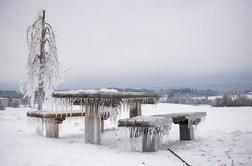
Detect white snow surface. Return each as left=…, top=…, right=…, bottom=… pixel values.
left=99, top=88, right=118, bottom=92
left=54, top=88, right=119, bottom=95
left=0, top=104, right=252, bottom=166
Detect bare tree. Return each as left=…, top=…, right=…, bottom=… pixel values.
left=20, top=10, right=63, bottom=110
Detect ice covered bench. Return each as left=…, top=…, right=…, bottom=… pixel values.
left=118, top=112, right=206, bottom=152
left=156, top=112, right=207, bottom=140
left=27, top=110, right=86, bottom=138
left=118, top=116, right=173, bottom=152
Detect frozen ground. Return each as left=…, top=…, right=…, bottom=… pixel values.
left=0, top=104, right=251, bottom=166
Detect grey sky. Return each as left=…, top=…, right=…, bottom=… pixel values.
left=0, top=0, right=251, bottom=90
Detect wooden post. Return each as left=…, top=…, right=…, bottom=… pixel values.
left=129, top=103, right=141, bottom=118
left=179, top=120, right=194, bottom=140
left=85, top=104, right=101, bottom=144
left=142, top=128, right=159, bottom=152
left=101, top=119, right=104, bottom=133
left=45, top=118, right=60, bottom=138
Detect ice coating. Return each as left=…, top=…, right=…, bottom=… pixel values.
left=47, top=90, right=160, bottom=123
left=155, top=112, right=207, bottom=125
left=27, top=90, right=160, bottom=141
left=52, top=90, right=160, bottom=106
left=118, top=116, right=172, bottom=140
left=118, top=116, right=172, bottom=128
left=20, top=10, right=63, bottom=104
left=117, top=116, right=172, bottom=151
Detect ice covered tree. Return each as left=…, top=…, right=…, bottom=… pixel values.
left=20, top=10, right=63, bottom=110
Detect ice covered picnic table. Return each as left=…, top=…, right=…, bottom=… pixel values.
left=51, top=89, right=160, bottom=144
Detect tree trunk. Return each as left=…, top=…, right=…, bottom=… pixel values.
left=38, top=10, right=46, bottom=111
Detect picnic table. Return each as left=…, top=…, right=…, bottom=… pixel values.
left=51, top=90, right=160, bottom=144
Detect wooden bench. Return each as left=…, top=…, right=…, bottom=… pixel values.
left=27, top=110, right=111, bottom=138
left=118, top=116, right=172, bottom=152
left=27, top=110, right=85, bottom=138
left=156, top=112, right=207, bottom=140
left=118, top=112, right=207, bottom=152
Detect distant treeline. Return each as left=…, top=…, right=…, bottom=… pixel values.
left=158, top=88, right=219, bottom=105
left=0, top=90, right=25, bottom=109
left=212, top=92, right=252, bottom=107
left=113, top=88, right=220, bottom=105
left=0, top=90, right=23, bottom=98
left=129, top=88, right=252, bottom=107
left=160, top=88, right=218, bottom=97
left=1, top=89, right=251, bottom=107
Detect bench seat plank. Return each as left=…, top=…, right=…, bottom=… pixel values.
left=118, top=116, right=172, bottom=128
left=156, top=112, right=206, bottom=125
left=157, top=112, right=206, bottom=121
left=27, top=110, right=85, bottom=138
left=27, top=110, right=85, bottom=119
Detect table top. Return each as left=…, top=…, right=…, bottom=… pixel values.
left=52, top=90, right=160, bottom=106
left=53, top=90, right=159, bottom=98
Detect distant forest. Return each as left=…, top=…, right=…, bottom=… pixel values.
left=158, top=88, right=219, bottom=105
left=116, top=88, right=252, bottom=107
left=159, top=88, right=252, bottom=107
left=1, top=88, right=252, bottom=107
left=0, top=90, right=23, bottom=98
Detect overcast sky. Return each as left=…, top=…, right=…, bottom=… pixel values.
left=0, top=0, right=251, bottom=90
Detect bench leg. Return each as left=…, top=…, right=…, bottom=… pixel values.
left=130, top=103, right=142, bottom=137
left=179, top=122, right=194, bottom=140
left=142, top=129, right=159, bottom=152
left=129, top=103, right=142, bottom=118
left=85, top=104, right=101, bottom=144
left=101, top=119, right=104, bottom=133
left=45, top=119, right=59, bottom=138
left=36, top=119, right=44, bottom=136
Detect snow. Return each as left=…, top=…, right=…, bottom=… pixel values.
left=53, top=89, right=154, bottom=96
left=55, top=89, right=99, bottom=94
left=207, top=96, right=222, bottom=100
left=99, top=88, right=118, bottom=92
left=53, top=88, right=119, bottom=95
left=0, top=104, right=252, bottom=166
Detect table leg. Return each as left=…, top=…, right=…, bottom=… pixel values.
left=129, top=103, right=142, bottom=118
left=179, top=120, right=194, bottom=140
left=45, top=119, right=60, bottom=138
left=85, top=104, right=101, bottom=144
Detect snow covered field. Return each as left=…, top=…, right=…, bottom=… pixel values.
left=0, top=104, right=251, bottom=166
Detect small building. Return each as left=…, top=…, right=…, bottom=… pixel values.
left=0, top=97, right=9, bottom=107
